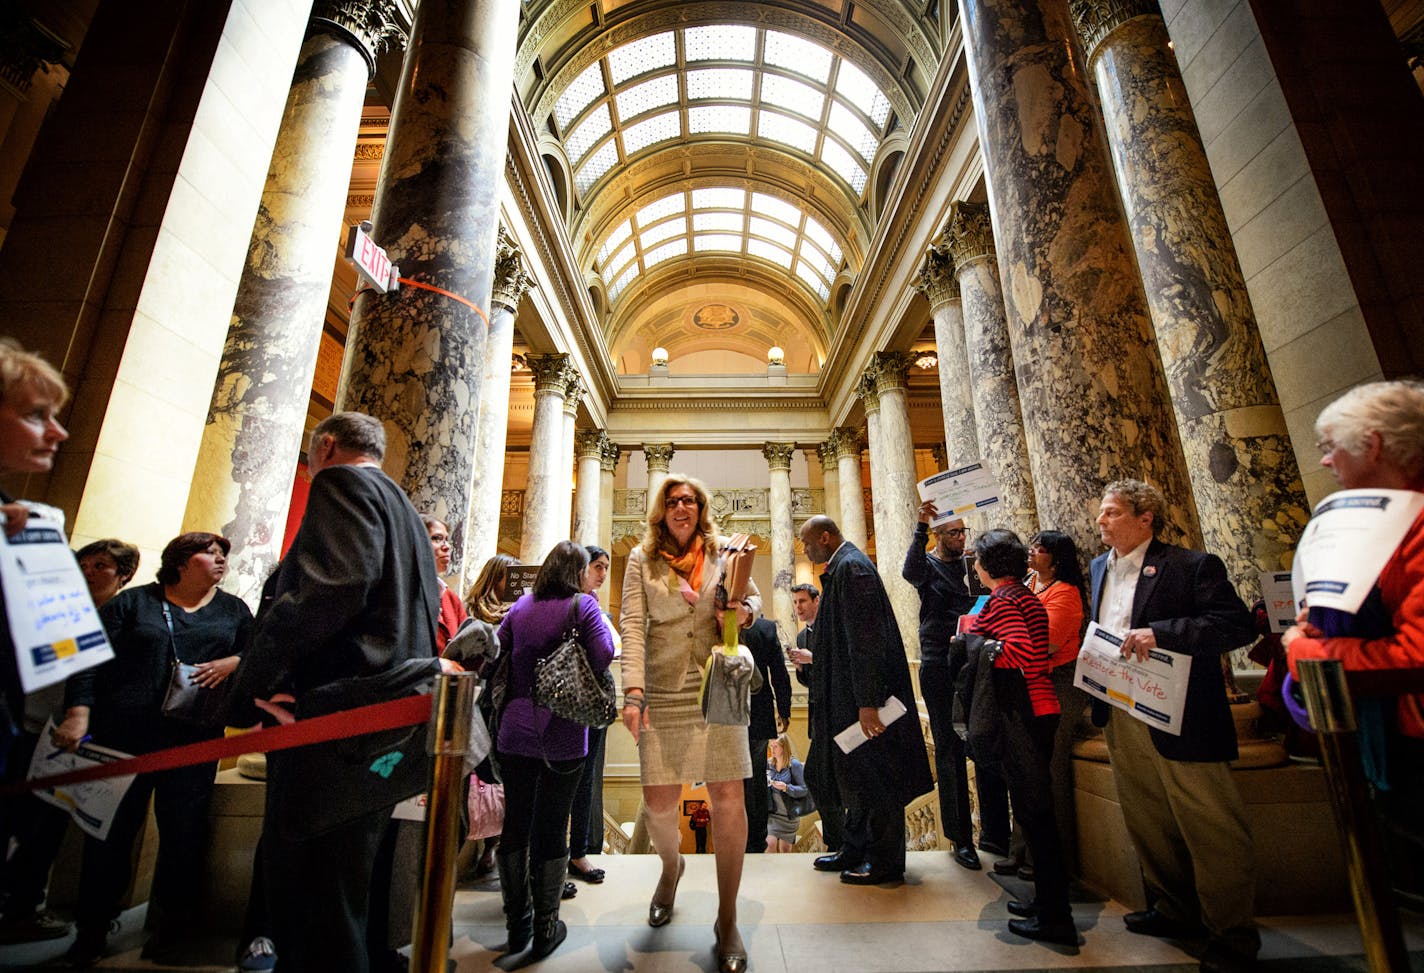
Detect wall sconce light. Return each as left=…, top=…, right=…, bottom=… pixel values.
left=767, top=345, right=786, bottom=366
left=651, top=347, right=669, bottom=367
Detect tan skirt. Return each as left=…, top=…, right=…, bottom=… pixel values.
left=638, top=660, right=751, bottom=786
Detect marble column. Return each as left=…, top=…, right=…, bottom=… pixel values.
left=817, top=442, right=841, bottom=526
left=519, top=353, right=572, bottom=563
left=557, top=372, right=585, bottom=542
left=942, top=201, right=1040, bottom=538
left=183, top=4, right=402, bottom=604
left=336, top=0, right=521, bottom=578
left=598, top=439, right=619, bottom=552
left=466, top=227, right=534, bottom=572
left=914, top=247, right=979, bottom=470
left=830, top=428, right=868, bottom=549
left=1071, top=0, right=1309, bottom=591
left=643, top=443, right=675, bottom=508
left=861, top=353, right=923, bottom=656
left=857, top=371, right=887, bottom=549
left=763, top=442, right=797, bottom=640
left=573, top=429, right=607, bottom=547
left=958, top=0, right=1198, bottom=559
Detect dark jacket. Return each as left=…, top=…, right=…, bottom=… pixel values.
left=1089, top=538, right=1253, bottom=762
left=740, top=616, right=792, bottom=739
left=901, top=523, right=978, bottom=662
left=805, top=542, right=934, bottom=810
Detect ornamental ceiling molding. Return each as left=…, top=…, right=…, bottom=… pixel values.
left=612, top=394, right=826, bottom=411
left=522, top=1, right=926, bottom=126
left=575, top=147, right=870, bottom=265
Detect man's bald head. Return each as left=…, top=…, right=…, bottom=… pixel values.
left=799, top=515, right=843, bottom=564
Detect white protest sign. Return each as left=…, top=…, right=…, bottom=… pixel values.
left=1294, top=489, right=1424, bottom=614
left=916, top=463, right=1002, bottom=526
left=0, top=515, right=112, bottom=692
left=28, top=719, right=135, bottom=840
left=1073, top=622, right=1192, bottom=736
left=1258, top=570, right=1298, bottom=634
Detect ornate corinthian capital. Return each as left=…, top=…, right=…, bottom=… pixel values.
left=829, top=427, right=864, bottom=461
left=1068, top=0, right=1162, bottom=62
left=854, top=369, right=880, bottom=413
left=561, top=370, right=586, bottom=413
left=526, top=353, right=571, bottom=394
left=576, top=428, right=608, bottom=460
left=868, top=351, right=915, bottom=394
left=914, top=243, right=960, bottom=309
left=600, top=439, right=621, bottom=473
left=492, top=228, right=535, bottom=312
left=312, top=0, right=408, bottom=75
left=643, top=443, right=675, bottom=472
left=762, top=442, right=796, bottom=471
left=941, top=201, right=997, bottom=271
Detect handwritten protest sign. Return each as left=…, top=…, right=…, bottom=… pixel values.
left=1073, top=623, right=1191, bottom=736
left=29, top=719, right=135, bottom=840
left=0, top=514, right=112, bottom=692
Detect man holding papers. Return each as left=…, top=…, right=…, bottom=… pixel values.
left=798, top=516, right=932, bottom=885
left=1090, top=480, right=1255, bottom=973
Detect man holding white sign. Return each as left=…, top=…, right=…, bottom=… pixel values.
left=1088, top=480, right=1255, bottom=973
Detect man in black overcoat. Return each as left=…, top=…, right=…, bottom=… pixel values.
left=738, top=605, right=791, bottom=853
left=233, top=412, right=440, bottom=973
left=798, top=515, right=933, bottom=884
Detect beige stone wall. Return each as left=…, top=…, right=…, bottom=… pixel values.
left=1163, top=0, right=1383, bottom=506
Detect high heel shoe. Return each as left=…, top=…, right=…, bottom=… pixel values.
left=714, top=923, right=748, bottom=973
left=648, top=855, right=685, bottom=927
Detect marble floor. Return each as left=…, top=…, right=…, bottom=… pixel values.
left=3, top=851, right=1422, bottom=971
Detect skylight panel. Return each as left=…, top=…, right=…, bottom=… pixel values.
left=644, top=239, right=688, bottom=268
left=820, top=138, right=868, bottom=193
left=800, top=243, right=836, bottom=283
left=598, top=221, right=632, bottom=265
left=748, top=238, right=793, bottom=269
left=574, top=140, right=618, bottom=194
left=762, top=31, right=832, bottom=83
left=796, top=259, right=829, bottom=294
left=749, top=216, right=797, bottom=250
left=636, top=194, right=685, bottom=227
left=685, top=25, right=756, bottom=62
left=803, top=217, right=842, bottom=263
left=751, top=193, right=802, bottom=227
left=834, top=60, right=892, bottom=129
left=639, top=217, right=686, bottom=247
left=565, top=104, right=612, bottom=162
left=607, top=240, right=637, bottom=279
left=609, top=32, right=675, bottom=85
left=693, top=211, right=743, bottom=233
left=622, top=111, right=681, bottom=155
left=616, top=74, right=679, bottom=121
left=829, top=101, right=878, bottom=165
left=687, top=68, right=754, bottom=101
left=694, top=234, right=743, bottom=253
left=688, top=105, right=750, bottom=135
left=610, top=264, right=638, bottom=300
left=692, top=187, right=745, bottom=210
left=555, top=63, right=606, bottom=131
left=760, top=74, right=825, bottom=121
left=757, top=110, right=817, bottom=155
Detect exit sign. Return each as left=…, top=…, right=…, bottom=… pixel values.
left=345, top=223, right=397, bottom=292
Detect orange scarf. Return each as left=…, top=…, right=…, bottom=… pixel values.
left=661, top=533, right=706, bottom=593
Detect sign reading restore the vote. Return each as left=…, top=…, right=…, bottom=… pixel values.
left=0, top=515, right=112, bottom=692
left=1073, top=622, right=1192, bottom=736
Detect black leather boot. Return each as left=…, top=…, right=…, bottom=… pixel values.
left=496, top=848, right=532, bottom=953
left=530, top=857, right=570, bottom=959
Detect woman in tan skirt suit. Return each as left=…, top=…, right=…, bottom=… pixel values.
left=620, top=473, right=760, bottom=973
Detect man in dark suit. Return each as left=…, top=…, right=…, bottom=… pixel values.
left=789, top=582, right=846, bottom=852
left=738, top=603, right=791, bottom=852
left=799, top=515, right=933, bottom=885
left=1090, top=479, right=1256, bottom=973
left=234, top=412, right=441, bottom=973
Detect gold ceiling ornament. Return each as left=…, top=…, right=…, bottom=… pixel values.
left=693, top=303, right=741, bottom=330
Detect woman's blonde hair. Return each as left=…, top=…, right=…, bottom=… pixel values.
left=640, top=473, right=719, bottom=556
left=771, top=732, right=796, bottom=770
left=464, top=553, right=517, bottom=623
left=0, top=338, right=68, bottom=408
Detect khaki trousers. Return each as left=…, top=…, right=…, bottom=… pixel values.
left=1104, top=709, right=1258, bottom=953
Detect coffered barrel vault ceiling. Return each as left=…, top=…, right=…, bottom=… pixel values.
left=516, top=0, right=947, bottom=376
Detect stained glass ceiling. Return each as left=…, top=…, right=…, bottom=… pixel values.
left=547, top=24, right=896, bottom=308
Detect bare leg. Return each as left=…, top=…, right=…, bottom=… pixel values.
left=706, top=778, right=747, bottom=953
left=765, top=834, right=778, bottom=853
left=642, top=784, right=684, bottom=904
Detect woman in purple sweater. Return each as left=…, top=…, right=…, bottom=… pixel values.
left=494, top=540, right=615, bottom=959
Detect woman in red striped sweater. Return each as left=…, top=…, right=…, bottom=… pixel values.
left=969, top=529, right=1076, bottom=947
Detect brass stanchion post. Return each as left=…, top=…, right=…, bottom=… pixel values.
left=1297, top=658, right=1410, bottom=972
left=410, top=671, right=477, bottom=973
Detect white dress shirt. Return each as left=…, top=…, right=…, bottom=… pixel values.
left=1097, top=537, right=1152, bottom=634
